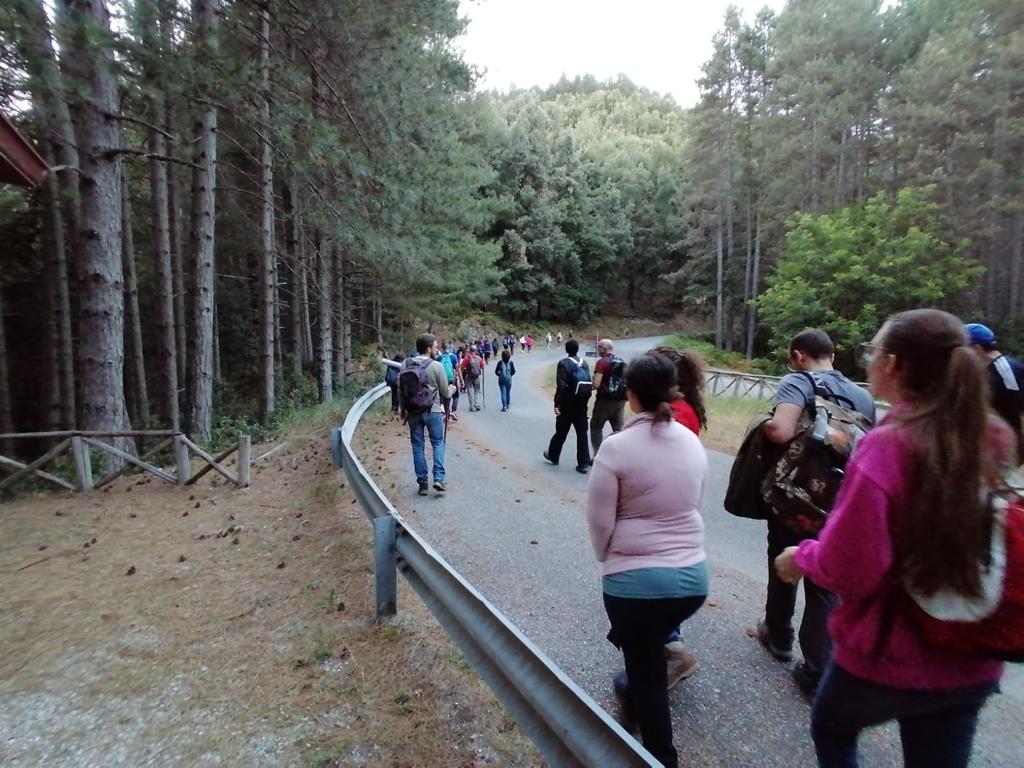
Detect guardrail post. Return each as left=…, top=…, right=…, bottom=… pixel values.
left=373, top=515, right=398, bottom=618
left=330, top=427, right=343, bottom=469
left=70, top=435, right=93, bottom=492
left=174, top=434, right=191, bottom=485
left=237, top=434, right=251, bottom=487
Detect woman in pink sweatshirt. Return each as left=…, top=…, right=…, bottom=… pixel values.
left=586, top=353, right=708, bottom=768
left=775, top=309, right=1010, bottom=768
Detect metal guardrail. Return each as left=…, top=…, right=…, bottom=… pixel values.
left=336, top=381, right=660, bottom=767
left=704, top=367, right=875, bottom=404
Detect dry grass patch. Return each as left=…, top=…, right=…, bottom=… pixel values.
left=0, top=423, right=542, bottom=767
left=703, top=395, right=771, bottom=455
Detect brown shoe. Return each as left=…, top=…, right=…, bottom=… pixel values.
left=665, top=642, right=698, bottom=689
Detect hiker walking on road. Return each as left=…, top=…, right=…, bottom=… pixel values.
left=590, top=339, right=628, bottom=458
left=586, top=352, right=709, bottom=768
left=650, top=346, right=708, bottom=436
left=385, top=353, right=405, bottom=414
left=774, top=309, right=1012, bottom=768
left=460, top=345, right=485, bottom=411
left=757, top=329, right=876, bottom=698
left=399, top=334, right=451, bottom=496
left=965, top=322, right=1024, bottom=462
left=544, top=339, right=592, bottom=473
left=495, top=350, right=516, bottom=411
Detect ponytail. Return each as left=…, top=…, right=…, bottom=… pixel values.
left=623, top=353, right=677, bottom=426
left=884, top=310, right=997, bottom=598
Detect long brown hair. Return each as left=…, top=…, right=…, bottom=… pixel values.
left=650, top=346, right=708, bottom=431
left=883, top=309, right=997, bottom=598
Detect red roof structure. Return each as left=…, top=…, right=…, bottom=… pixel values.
left=0, top=112, right=49, bottom=187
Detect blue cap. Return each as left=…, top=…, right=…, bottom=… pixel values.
left=965, top=323, right=996, bottom=346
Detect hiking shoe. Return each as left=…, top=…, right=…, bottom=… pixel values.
left=449, top=413, right=459, bottom=422
left=665, top=642, right=699, bottom=689
left=793, top=662, right=822, bottom=700
left=433, top=479, right=447, bottom=493
left=756, top=620, right=793, bottom=661
left=575, top=465, right=589, bottom=474
left=543, top=451, right=558, bottom=466
left=417, top=481, right=429, bottom=496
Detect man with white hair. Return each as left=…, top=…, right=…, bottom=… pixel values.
left=590, top=338, right=628, bottom=459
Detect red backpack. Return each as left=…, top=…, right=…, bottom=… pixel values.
left=907, top=484, right=1024, bottom=662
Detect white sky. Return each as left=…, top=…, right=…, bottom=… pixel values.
left=457, top=0, right=789, bottom=108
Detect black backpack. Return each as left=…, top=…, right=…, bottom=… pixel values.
left=602, top=356, right=627, bottom=400
left=398, top=358, right=435, bottom=414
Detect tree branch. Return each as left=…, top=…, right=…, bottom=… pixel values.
left=103, top=148, right=199, bottom=168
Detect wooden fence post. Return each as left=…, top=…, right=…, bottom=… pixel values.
left=237, top=434, right=251, bottom=487
left=71, top=435, right=93, bottom=492
left=174, top=434, right=191, bottom=485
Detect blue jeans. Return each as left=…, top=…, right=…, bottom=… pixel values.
left=407, top=411, right=445, bottom=484
left=811, top=661, right=997, bottom=768
left=498, top=381, right=511, bottom=408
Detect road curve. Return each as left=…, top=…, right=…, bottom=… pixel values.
left=371, top=337, right=1023, bottom=767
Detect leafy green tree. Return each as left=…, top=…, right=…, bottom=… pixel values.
left=757, top=187, right=979, bottom=366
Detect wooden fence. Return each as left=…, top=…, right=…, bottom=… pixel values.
left=0, top=431, right=252, bottom=494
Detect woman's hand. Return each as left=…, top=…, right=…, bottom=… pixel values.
left=774, top=546, right=804, bottom=585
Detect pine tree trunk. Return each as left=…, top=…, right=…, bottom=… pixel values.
left=745, top=209, right=762, bottom=360
left=42, top=141, right=76, bottom=429
left=257, top=4, right=275, bottom=422
left=186, top=0, right=220, bottom=442
left=317, top=235, right=333, bottom=402
left=286, top=182, right=303, bottom=377
left=1009, top=211, right=1024, bottom=323
left=715, top=213, right=724, bottom=349
left=58, top=0, right=132, bottom=452
left=143, top=0, right=180, bottom=431
left=343, top=263, right=354, bottom=382
left=121, top=170, right=149, bottom=430
left=21, top=0, right=78, bottom=428
left=332, top=246, right=345, bottom=387
left=169, top=143, right=188, bottom=394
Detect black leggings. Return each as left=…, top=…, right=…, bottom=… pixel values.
left=604, top=593, right=706, bottom=768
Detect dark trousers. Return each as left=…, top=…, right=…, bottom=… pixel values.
left=389, top=383, right=399, bottom=412
left=604, top=593, right=707, bottom=768
left=547, top=403, right=590, bottom=468
left=765, top=517, right=836, bottom=674
left=811, top=662, right=997, bottom=768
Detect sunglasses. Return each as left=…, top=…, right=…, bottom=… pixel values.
left=858, top=342, right=889, bottom=367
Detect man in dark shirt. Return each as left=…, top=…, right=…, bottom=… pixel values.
left=966, top=322, right=1024, bottom=462
left=544, top=339, right=592, bottom=473
left=758, top=328, right=875, bottom=698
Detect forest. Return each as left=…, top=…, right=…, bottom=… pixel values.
left=0, top=0, right=1020, bottom=447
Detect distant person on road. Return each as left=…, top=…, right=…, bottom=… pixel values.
left=460, top=345, right=485, bottom=411
left=526, top=335, right=534, bottom=353
left=482, top=337, right=493, bottom=363
left=385, top=353, right=405, bottom=414
left=545, top=332, right=552, bottom=350
left=495, top=350, right=516, bottom=411
left=965, top=322, right=1024, bottom=462
left=398, top=334, right=451, bottom=496
left=590, top=339, right=628, bottom=458
left=586, top=352, right=709, bottom=768
left=775, top=309, right=1011, bottom=768
left=544, top=339, right=593, bottom=473
left=437, top=344, right=460, bottom=423
left=520, top=334, right=527, bottom=352
left=556, top=331, right=563, bottom=345
left=757, top=328, right=876, bottom=698
left=650, top=346, right=708, bottom=436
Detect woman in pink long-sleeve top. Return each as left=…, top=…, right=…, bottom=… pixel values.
left=586, top=353, right=708, bottom=768
left=775, top=309, right=1010, bottom=768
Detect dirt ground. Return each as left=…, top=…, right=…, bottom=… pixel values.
left=0, top=419, right=542, bottom=767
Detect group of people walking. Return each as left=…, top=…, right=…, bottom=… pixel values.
left=384, top=311, right=1023, bottom=768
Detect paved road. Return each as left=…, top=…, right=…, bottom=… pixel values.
left=372, top=337, right=1023, bottom=767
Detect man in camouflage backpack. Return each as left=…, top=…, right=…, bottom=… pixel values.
left=756, top=329, right=875, bottom=697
